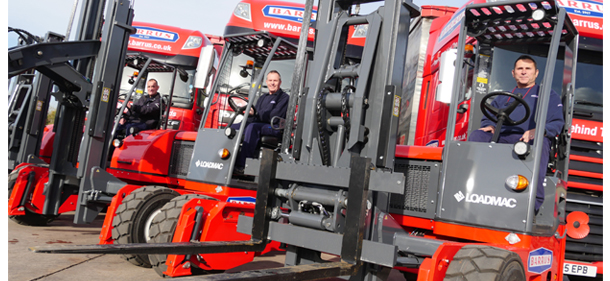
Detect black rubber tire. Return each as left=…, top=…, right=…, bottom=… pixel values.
left=112, top=186, right=180, bottom=268
left=8, top=166, right=58, bottom=226
left=148, top=194, right=219, bottom=277
left=444, top=245, right=526, bottom=281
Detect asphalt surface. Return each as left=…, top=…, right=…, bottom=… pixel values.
left=8, top=212, right=408, bottom=281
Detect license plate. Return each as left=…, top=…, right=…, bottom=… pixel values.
left=563, top=262, right=597, bottom=277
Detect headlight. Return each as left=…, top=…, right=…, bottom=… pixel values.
left=183, top=36, right=202, bottom=49
left=112, top=139, right=123, bottom=148
left=234, top=3, right=251, bottom=21
left=513, top=141, right=530, bottom=157
left=506, top=175, right=529, bottom=191
left=224, top=127, right=236, bottom=139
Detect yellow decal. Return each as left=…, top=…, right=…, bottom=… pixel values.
left=393, top=95, right=401, bottom=117
left=476, top=77, right=488, bottom=84
left=101, top=87, right=111, bottom=103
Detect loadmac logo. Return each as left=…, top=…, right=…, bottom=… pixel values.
left=262, top=5, right=317, bottom=23
left=132, top=26, right=179, bottom=42
left=454, top=191, right=517, bottom=208
left=528, top=248, right=553, bottom=274
left=195, top=160, right=224, bottom=170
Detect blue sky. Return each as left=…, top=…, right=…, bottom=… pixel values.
left=7, top=0, right=465, bottom=47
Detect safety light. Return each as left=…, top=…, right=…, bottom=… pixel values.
left=465, top=43, right=474, bottom=54
left=257, top=38, right=269, bottom=48
left=218, top=148, right=231, bottom=159
left=506, top=175, right=529, bottom=191
left=112, top=139, right=123, bottom=148
left=532, top=9, right=545, bottom=21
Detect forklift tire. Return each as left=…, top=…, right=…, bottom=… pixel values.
left=148, top=194, right=219, bottom=277
left=8, top=166, right=57, bottom=226
left=112, top=186, right=180, bottom=268
left=443, top=245, right=525, bottom=281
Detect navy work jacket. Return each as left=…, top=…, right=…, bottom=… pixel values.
left=480, top=85, right=564, bottom=137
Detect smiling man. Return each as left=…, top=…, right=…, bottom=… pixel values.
left=233, top=70, right=290, bottom=176
left=468, top=55, right=565, bottom=212
left=118, top=79, right=163, bottom=136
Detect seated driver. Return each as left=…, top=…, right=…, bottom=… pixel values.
left=468, top=55, right=564, bottom=212
left=117, top=79, right=163, bottom=136
left=233, top=70, right=289, bottom=175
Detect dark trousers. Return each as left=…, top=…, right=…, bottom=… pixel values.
left=117, top=122, right=148, bottom=136
left=232, top=122, right=282, bottom=168
left=468, top=130, right=550, bottom=212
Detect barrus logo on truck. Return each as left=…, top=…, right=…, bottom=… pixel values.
left=132, top=26, right=179, bottom=42
left=262, top=5, right=317, bottom=23
left=557, top=0, right=603, bottom=18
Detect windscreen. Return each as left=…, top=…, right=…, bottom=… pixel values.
left=489, top=47, right=602, bottom=113
left=216, top=52, right=296, bottom=97
left=119, top=66, right=195, bottom=108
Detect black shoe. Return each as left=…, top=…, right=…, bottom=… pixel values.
left=233, top=167, right=245, bottom=175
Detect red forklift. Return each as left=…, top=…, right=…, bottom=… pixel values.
left=32, top=0, right=581, bottom=280
left=401, top=0, right=603, bottom=278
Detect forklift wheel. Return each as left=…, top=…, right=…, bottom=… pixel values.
left=148, top=193, right=219, bottom=277
left=8, top=165, right=58, bottom=226
left=111, top=186, right=180, bottom=268
left=443, top=245, right=525, bottom=281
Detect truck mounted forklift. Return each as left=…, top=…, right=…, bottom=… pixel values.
left=97, top=31, right=302, bottom=272
left=32, top=0, right=580, bottom=280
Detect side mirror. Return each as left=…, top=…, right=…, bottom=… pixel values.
left=436, top=48, right=457, bottom=104
left=177, top=67, right=189, bottom=83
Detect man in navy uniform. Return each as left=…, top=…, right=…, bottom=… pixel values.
left=469, top=55, right=565, bottom=212
left=233, top=70, right=289, bottom=175
left=118, top=78, right=163, bottom=136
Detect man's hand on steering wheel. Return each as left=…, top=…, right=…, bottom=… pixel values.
left=480, top=91, right=531, bottom=126
left=228, top=94, right=257, bottom=117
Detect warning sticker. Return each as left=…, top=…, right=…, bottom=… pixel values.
left=393, top=95, right=401, bottom=117
left=102, top=88, right=111, bottom=103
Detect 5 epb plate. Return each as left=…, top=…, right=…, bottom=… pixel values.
left=563, top=262, right=597, bottom=277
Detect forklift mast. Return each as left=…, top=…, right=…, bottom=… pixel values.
left=8, top=0, right=135, bottom=224
left=8, top=31, right=65, bottom=171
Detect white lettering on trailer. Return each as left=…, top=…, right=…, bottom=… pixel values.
left=128, top=39, right=173, bottom=51
left=571, top=123, right=602, bottom=137
left=572, top=19, right=603, bottom=30
left=262, top=22, right=315, bottom=35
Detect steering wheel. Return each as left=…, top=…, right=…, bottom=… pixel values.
left=228, top=93, right=256, bottom=117
left=480, top=91, right=531, bottom=126
left=116, top=102, right=132, bottom=118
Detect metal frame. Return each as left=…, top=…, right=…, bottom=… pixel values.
left=8, top=0, right=135, bottom=224
left=439, top=0, right=579, bottom=234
